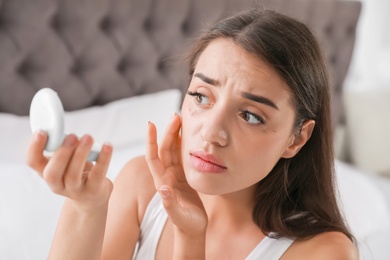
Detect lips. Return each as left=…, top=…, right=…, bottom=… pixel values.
left=189, top=151, right=227, bottom=173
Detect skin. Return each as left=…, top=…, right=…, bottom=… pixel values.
left=181, top=38, right=303, bottom=197
left=26, top=38, right=358, bottom=259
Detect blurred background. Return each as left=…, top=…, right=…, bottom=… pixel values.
left=341, top=0, right=390, bottom=176
left=0, top=0, right=389, bottom=259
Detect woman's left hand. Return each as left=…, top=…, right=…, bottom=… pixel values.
left=145, top=113, right=208, bottom=238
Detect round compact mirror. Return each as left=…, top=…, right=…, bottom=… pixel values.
left=29, top=88, right=100, bottom=161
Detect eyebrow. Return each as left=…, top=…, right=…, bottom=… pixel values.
left=194, top=73, right=219, bottom=86
left=194, top=72, right=278, bottom=110
left=241, top=92, right=279, bottom=110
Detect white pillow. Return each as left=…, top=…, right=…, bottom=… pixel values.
left=335, top=160, right=390, bottom=241
left=0, top=89, right=182, bottom=163
left=0, top=144, right=147, bottom=260
left=0, top=89, right=182, bottom=259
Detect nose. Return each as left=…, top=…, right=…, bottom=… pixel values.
left=200, top=106, right=229, bottom=147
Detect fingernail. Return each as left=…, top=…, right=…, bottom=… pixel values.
left=80, top=135, right=92, bottom=146
left=64, top=135, right=77, bottom=147
left=172, top=112, right=177, bottom=119
left=34, top=130, right=46, bottom=141
left=159, top=187, right=171, bottom=198
left=102, top=142, right=113, bottom=153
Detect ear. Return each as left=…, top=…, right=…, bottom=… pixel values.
left=282, top=120, right=315, bottom=159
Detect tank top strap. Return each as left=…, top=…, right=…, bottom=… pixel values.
left=133, top=193, right=168, bottom=260
left=246, top=234, right=295, bottom=260
left=134, top=193, right=295, bottom=260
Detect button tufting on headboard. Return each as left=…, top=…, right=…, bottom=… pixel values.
left=0, top=0, right=361, bottom=132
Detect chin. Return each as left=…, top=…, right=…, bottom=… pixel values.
left=184, top=168, right=224, bottom=195
left=184, top=168, right=240, bottom=196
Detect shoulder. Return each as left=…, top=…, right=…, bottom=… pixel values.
left=111, top=155, right=157, bottom=223
left=102, top=155, right=156, bottom=258
left=283, top=232, right=358, bottom=260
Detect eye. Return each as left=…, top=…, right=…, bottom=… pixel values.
left=240, top=110, right=265, bottom=125
left=187, top=91, right=210, bottom=105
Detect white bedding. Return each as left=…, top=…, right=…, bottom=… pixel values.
left=0, top=89, right=389, bottom=259
left=0, top=144, right=145, bottom=260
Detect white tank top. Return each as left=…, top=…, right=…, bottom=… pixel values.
left=133, top=193, right=295, bottom=260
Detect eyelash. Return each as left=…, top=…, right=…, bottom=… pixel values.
left=239, top=110, right=265, bottom=125
left=187, top=90, right=208, bottom=104
left=186, top=90, right=265, bottom=125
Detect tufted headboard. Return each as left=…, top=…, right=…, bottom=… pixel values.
left=0, top=0, right=361, bottom=128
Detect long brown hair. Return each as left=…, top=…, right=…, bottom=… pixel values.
left=186, top=9, right=354, bottom=241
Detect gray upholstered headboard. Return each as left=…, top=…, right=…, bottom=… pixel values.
left=0, top=0, right=361, bottom=129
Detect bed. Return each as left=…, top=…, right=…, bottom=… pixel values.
left=1, top=0, right=389, bottom=259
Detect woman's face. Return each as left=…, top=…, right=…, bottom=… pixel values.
left=181, top=38, right=297, bottom=195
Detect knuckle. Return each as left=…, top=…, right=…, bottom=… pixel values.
left=97, top=156, right=109, bottom=166
left=162, top=201, right=172, bottom=210
left=26, top=157, right=40, bottom=170
left=49, top=185, right=64, bottom=195
left=64, top=177, right=81, bottom=190
left=43, top=169, right=61, bottom=185
left=145, top=154, right=153, bottom=163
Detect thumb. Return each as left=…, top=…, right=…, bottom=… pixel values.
left=158, top=186, right=187, bottom=227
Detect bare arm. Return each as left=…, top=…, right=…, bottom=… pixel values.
left=26, top=131, right=113, bottom=260
left=50, top=199, right=109, bottom=260
left=102, top=156, right=156, bottom=259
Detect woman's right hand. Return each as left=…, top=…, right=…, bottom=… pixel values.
left=26, top=130, right=114, bottom=210
left=146, top=114, right=208, bottom=259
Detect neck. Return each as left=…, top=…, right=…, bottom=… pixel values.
left=199, top=185, right=257, bottom=231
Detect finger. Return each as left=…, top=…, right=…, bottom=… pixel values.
left=25, top=130, right=49, bottom=176
left=159, top=113, right=182, bottom=166
left=145, top=121, right=165, bottom=188
left=43, top=134, right=78, bottom=192
left=84, top=161, right=94, bottom=172
left=64, top=135, right=94, bottom=189
left=159, top=185, right=189, bottom=228
left=88, top=142, right=113, bottom=185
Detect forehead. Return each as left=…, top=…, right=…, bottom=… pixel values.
left=194, top=38, right=293, bottom=105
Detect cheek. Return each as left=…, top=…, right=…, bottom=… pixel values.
left=188, top=106, right=197, bottom=116
left=181, top=98, right=201, bottom=130
left=180, top=101, right=197, bottom=145
left=182, top=97, right=197, bottom=117
left=230, top=144, right=281, bottom=186
left=234, top=133, right=290, bottom=168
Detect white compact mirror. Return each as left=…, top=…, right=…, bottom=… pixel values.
left=29, top=88, right=101, bottom=161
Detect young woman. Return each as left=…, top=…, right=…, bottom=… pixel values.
left=26, top=9, right=358, bottom=259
